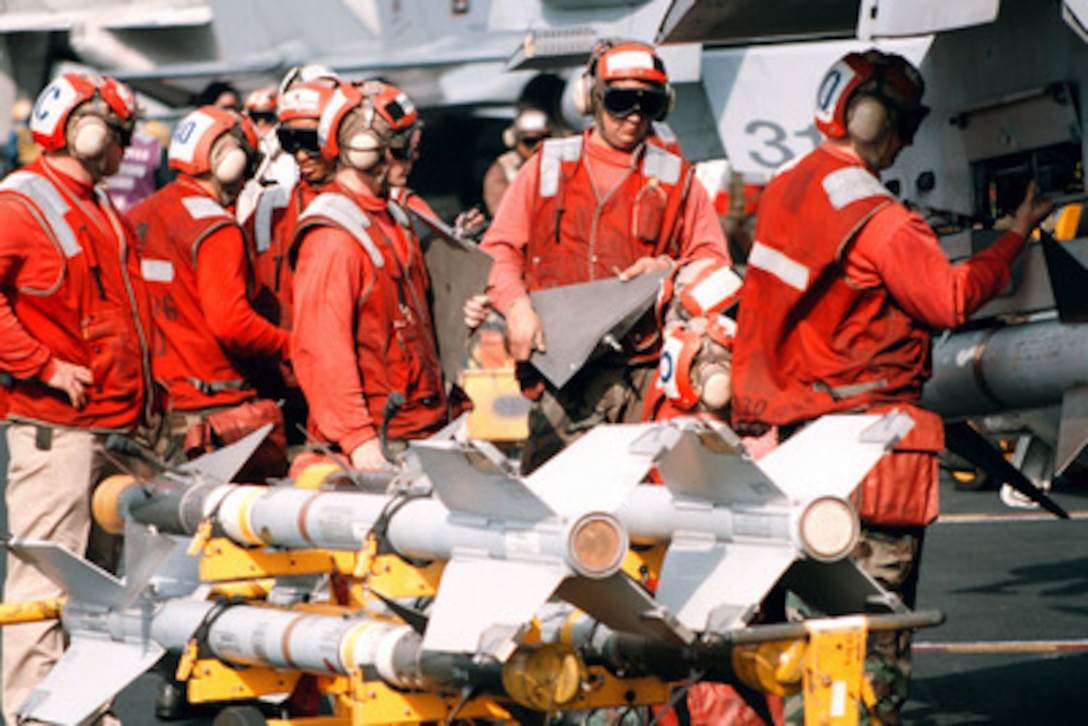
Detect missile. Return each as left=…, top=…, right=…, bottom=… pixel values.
left=923, top=316, right=1088, bottom=479
left=96, top=413, right=914, bottom=654
left=921, top=235, right=1088, bottom=499
left=4, top=534, right=944, bottom=726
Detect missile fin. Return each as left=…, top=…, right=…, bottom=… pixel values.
left=945, top=421, right=1069, bottom=518
left=655, top=418, right=784, bottom=506
left=779, top=558, right=909, bottom=616
left=15, top=635, right=165, bottom=726
left=1056, top=385, right=1088, bottom=475
left=526, top=422, right=662, bottom=516
left=529, top=271, right=668, bottom=389
left=758, top=413, right=909, bottom=501
left=412, top=439, right=555, bottom=521
left=176, top=423, right=272, bottom=483
left=6, top=538, right=124, bottom=607
left=422, top=554, right=566, bottom=660
left=558, top=572, right=695, bottom=645
left=121, top=525, right=195, bottom=609
left=1041, top=234, right=1088, bottom=323
left=655, top=534, right=795, bottom=633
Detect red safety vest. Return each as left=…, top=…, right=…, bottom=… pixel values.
left=527, top=132, right=693, bottom=359
left=0, top=159, right=153, bottom=430
left=245, top=179, right=319, bottom=332
left=731, top=146, right=941, bottom=526
left=128, top=178, right=256, bottom=410
left=292, top=186, right=447, bottom=440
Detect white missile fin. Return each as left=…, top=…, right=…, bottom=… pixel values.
left=6, top=538, right=124, bottom=607
left=412, top=439, right=555, bottom=521
left=757, top=413, right=911, bottom=501
left=656, top=419, right=786, bottom=506
left=525, top=423, right=661, bottom=516
left=16, top=636, right=165, bottom=726
left=655, top=534, right=796, bottom=633
left=557, top=572, right=695, bottom=645
left=422, top=554, right=566, bottom=660
left=176, top=423, right=272, bottom=483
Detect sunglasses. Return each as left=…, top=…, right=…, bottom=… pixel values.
left=110, top=122, right=134, bottom=148
left=602, top=87, right=669, bottom=121
left=277, top=127, right=320, bottom=155
left=389, top=130, right=421, bottom=162
left=519, top=135, right=547, bottom=149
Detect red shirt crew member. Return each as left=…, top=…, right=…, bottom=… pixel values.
left=729, top=50, right=1054, bottom=723
left=291, top=80, right=448, bottom=470
left=128, top=107, right=289, bottom=462
left=0, top=73, right=153, bottom=726
left=470, top=40, right=730, bottom=473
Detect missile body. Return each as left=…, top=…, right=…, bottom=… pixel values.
left=923, top=318, right=1088, bottom=418
left=125, top=482, right=798, bottom=563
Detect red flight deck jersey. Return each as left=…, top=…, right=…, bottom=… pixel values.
left=290, top=183, right=447, bottom=455
left=481, top=130, right=729, bottom=361
left=242, top=178, right=321, bottom=332
left=0, top=158, right=153, bottom=430
left=128, top=176, right=289, bottom=411
left=731, top=143, right=1027, bottom=525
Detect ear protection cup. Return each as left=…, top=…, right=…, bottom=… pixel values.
left=847, top=95, right=891, bottom=144
left=210, top=136, right=248, bottom=185
left=344, top=130, right=382, bottom=171
left=572, top=72, right=592, bottom=116
left=502, top=125, right=517, bottom=148
left=69, top=114, right=110, bottom=160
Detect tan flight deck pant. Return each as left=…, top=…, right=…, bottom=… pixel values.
left=2, top=423, right=122, bottom=726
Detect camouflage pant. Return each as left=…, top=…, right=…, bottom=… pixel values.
left=520, top=364, right=654, bottom=475
left=784, top=524, right=925, bottom=725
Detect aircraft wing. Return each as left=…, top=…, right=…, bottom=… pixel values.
left=657, top=0, right=1001, bottom=44
left=15, top=636, right=166, bottom=726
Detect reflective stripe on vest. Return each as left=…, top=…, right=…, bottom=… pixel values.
left=822, top=166, right=891, bottom=210
left=539, top=136, right=583, bottom=197
left=748, top=241, right=810, bottom=292
left=299, top=193, right=384, bottom=269
left=181, top=195, right=231, bottom=221
left=254, top=184, right=292, bottom=254
left=538, top=136, right=683, bottom=197
left=642, top=144, right=682, bottom=186
left=0, top=171, right=81, bottom=258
